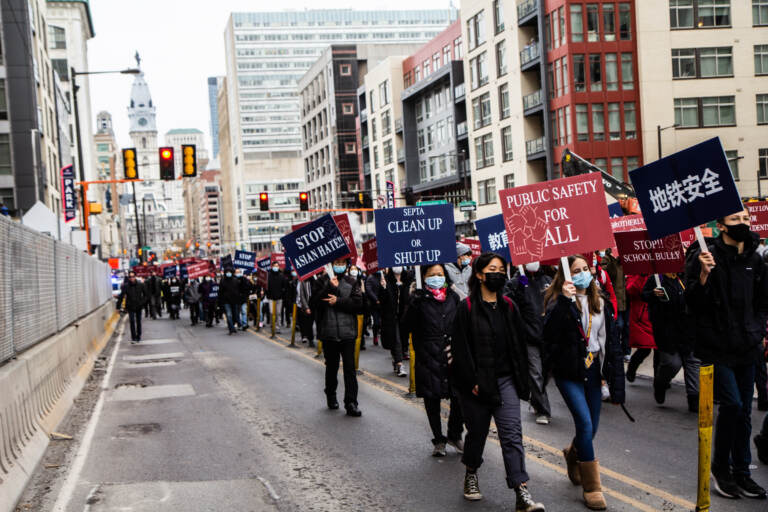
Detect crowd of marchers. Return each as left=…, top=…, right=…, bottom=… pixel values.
left=116, top=208, right=768, bottom=511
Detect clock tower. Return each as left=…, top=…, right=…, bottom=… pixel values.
left=127, top=70, right=158, bottom=180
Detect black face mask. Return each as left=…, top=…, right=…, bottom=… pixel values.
left=482, top=272, right=506, bottom=292
left=723, top=222, right=751, bottom=242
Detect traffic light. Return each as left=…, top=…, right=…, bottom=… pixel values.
left=159, top=147, right=175, bottom=181
left=259, top=192, right=269, bottom=211
left=299, top=191, right=309, bottom=211
left=181, top=144, right=197, bottom=177
left=122, top=148, right=138, bottom=179
left=355, top=191, right=372, bottom=209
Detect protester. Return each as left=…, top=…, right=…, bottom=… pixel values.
left=117, top=271, right=149, bottom=343
left=600, top=249, right=629, bottom=361
left=641, top=273, right=700, bottom=411
left=167, top=276, right=182, bottom=319
left=402, top=263, right=464, bottom=457
left=379, top=266, right=413, bottom=377
left=183, top=279, right=201, bottom=326
left=542, top=254, right=625, bottom=511
left=200, top=274, right=219, bottom=328
left=445, top=242, right=473, bottom=300
left=364, top=270, right=382, bottom=346
left=298, top=275, right=315, bottom=347
left=311, top=257, right=364, bottom=417
left=146, top=274, right=163, bottom=319
left=236, top=270, right=253, bottom=330
left=219, top=267, right=241, bottom=335
left=450, top=252, right=545, bottom=511
left=282, top=268, right=298, bottom=328
left=686, top=209, right=768, bottom=500
left=625, top=274, right=656, bottom=383
left=348, top=264, right=366, bottom=350
left=267, top=262, right=286, bottom=332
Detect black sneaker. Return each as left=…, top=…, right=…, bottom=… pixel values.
left=687, top=395, right=699, bottom=413
left=711, top=471, right=741, bottom=499
left=754, top=434, right=768, bottom=465
left=514, top=484, right=545, bottom=511
left=653, top=383, right=666, bottom=405
left=463, top=472, right=482, bottom=501
left=734, top=475, right=767, bottom=499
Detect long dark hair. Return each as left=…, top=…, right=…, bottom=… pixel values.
left=543, top=254, right=602, bottom=315
left=468, top=252, right=507, bottom=297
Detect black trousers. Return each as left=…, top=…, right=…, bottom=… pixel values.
left=299, top=309, right=314, bottom=341
left=128, top=309, right=142, bottom=340
left=204, top=303, right=215, bottom=326
left=323, top=338, right=358, bottom=407
left=424, top=395, right=464, bottom=445
left=189, top=302, right=199, bottom=324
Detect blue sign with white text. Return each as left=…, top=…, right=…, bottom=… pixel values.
left=233, top=250, right=256, bottom=273
left=629, top=137, right=743, bottom=240
left=281, top=214, right=351, bottom=278
left=475, top=214, right=511, bottom=262
left=607, top=202, right=624, bottom=218
left=257, top=257, right=271, bottom=271
left=163, top=266, right=177, bottom=279
left=375, top=204, right=456, bottom=268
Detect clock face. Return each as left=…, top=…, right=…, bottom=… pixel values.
left=138, top=117, right=148, bottom=127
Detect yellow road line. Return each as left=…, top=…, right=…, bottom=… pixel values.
left=251, top=329, right=693, bottom=511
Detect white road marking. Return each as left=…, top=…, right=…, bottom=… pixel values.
left=135, top=338, right=178, bottom=345
left=122, top=352, right=184, bottom=362
left=110, top=384, right=196, bottom=402
left=119, top=361, right=178, bottom=368
left=257, top=476, right=281, bottom=501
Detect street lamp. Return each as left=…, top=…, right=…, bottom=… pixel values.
left=656, top=123, right=680, bottom=160
left=71, top=67, right=140, bottom=255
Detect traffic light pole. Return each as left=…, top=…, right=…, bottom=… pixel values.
left=132, top=181, right=143, bottom=262
left=76, top=178, right=143, bottom=258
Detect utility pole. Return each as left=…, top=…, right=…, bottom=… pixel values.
left=131, top=181, right=143, bottom=261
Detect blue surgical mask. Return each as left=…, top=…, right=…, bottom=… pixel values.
left=225, top=272, right=232, bottom=277
left=460, top=257, right=470, bottom=268
left=272, top=266, right=279, bottom=272
left=291, top=271, right=297, bottom=277
left=424, top=276, right=445, bottom=289
left=333, top=265, right=346, bottom=275
left=572, top=271, right=593, bottom=290
left=349, top=269, right=359, bottom=278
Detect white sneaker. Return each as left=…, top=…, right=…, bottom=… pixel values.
left=601, top=383, right=611, bottom=402
left=535, top=414, right=550, bottom=425
left=397, top=364, right=407, bottom=377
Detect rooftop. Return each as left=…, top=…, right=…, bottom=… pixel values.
left=47, top=0, right=95, bottom=37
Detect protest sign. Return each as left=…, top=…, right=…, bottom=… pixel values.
left=475, top=214, right=511, bottom=262
left=186, top=261, right=209, bottom=279
left=294, top=214, right=358, bottom=261
left=271, top=252, right=286, bottom=269
left=163, top=265, right=177, bottom=279
left=498, top=173, right=614, bottom=266
left=611, top=214, right=646, bottom=233
left=220, top=254, right=233, bottom=269
left=463, top=238, right=483, bottom=260
left=629, top=137, right=743, bottom=240
left=608, top=202, right=624, bottom=218
left=233, top=250, right=257, bottom=273
left=362, top=238, right=379, bottom=273
left=280, top=214, right=351, bottom=278
left=614, top=230, right=685, bottom=275
left=747, top=201, right=768, bottom=239
left=257, top=257, right=271, bottom=271
left=61, top=165, right=76, bottom=222
left=374, top=204, right=456, bottom=268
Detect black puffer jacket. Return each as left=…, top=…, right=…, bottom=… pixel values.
left=642, top=274, right=693, bottom=354
left=311, top=274, right=363, bottom=342
left=378, top=270, right=413, bottom=350
left=685, top=233, right=768, bottom=366
left=117, top=280, right=149, bottom=312
left=450, top=292, right=531, bottom=406
left=402, top=288, right=460, bottom=400
left=507, top=272, right=552, bottom=347
left=542, top=295, right=625, bottom=404
left=219, top=275, right=240, bottom=304
left=267, top=271, right=285, bottom=300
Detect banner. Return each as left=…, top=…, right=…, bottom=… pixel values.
left=374, top=204, right=456, bottom=268
left=499, top=173, right=615, bottom=265
left=163, top=266, right=177, bottom=279
left=61, top=164, right=76, bottom=223
left=747, top=201, right=768, bottom=239
left=614, top=230, right=686, bottom=275
left=611, top=214, right=646, bottom=233
left=280, top=214, right=351, bottom=278
left=186, top=261, right=209, bottom=279
left=362, top=238, right=379, bottom=273
left=234, top=250, right=257, bottom=273
left=475, top=214, right=511, bottom=262
left=629, top=137, right=743, bottom=240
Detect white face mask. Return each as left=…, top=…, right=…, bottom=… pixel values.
left=525, top=262, right=540, bottom=273
left=392, top=266, right=403, bottom=274
left=350, top=270, right=359, bottom=278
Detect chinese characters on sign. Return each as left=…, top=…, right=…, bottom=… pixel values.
left=647, top=169, right=723, bottom=214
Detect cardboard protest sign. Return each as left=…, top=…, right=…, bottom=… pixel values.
left=280, top=214, right=351, bottom=278
left=614, top=230, right=685, bottom=275
left=233, top=250, right=257, bottom=273
left=294, top=214, right=358, bottom=260
left=611, top=214, right=646, bottom=233
left=374, top=204, right=456, bottom=268
left=498, top=173, right=614, bottom=265
left=186, top=261, right=209, bottom=279
left=475, top=214, right=511, bottom=262
left=463, top=238, right=483, bottom=260
left=747, top=201, right=768, bottom=239
left=629, top=137, right=743, bottom=240
left=362, top=238, right=379, bottom=273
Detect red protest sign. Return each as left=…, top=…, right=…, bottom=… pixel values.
left=333, top=213, right=358, bottom=261
left=747, top=201, right=768, bottom=239
left=256, top=268, right=268, bottom=288
left=499, top=173, right=615, bottom=265
left=611, top=214, right=646, bottom=233
left=362, top=238, right=379, bottom=273
left=186, top=261, right=209, bottom=279
left=271, top=252, right=286, bottom=269
left=614, top=230, right=685, bottom=275
left=462, top=238, right=483, bottom=260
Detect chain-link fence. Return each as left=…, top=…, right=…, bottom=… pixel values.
left=0, top=215, right=112, bottom=365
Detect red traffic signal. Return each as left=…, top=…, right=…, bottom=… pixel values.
left=259, top=192, right=269, bottom=211
left=299, top=191, right=309, bottom=211
left=159, top=147, right=175, bottom=180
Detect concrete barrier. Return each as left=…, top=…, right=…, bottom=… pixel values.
left=0, top=301, right=119, bottom=512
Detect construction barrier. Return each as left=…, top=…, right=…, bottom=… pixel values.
left=696, top=364, right=714, bottom=511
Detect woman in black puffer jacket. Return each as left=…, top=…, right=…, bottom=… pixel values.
left=402, top=263, right=463, bottom=458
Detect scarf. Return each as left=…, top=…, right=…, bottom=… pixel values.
left=429, top=286, right=447, bottom=302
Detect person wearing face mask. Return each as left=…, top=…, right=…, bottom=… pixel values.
left=542, top=255, right=625, bottom=511
left=267, top=262, right=286, bottom=333
left=686, top=209, right=768, bottom=500
left=117, top=271, right=149, bottom=343
left=219, top=267, right=241, bottom=335
left=200, top=274, right=220, bottom=328
left=450, top=253, right=544, bottom=511
left=347, top=265, right=366, bottom=350
left=379, top=265, right=414, bottom=377
left=364, top=270, right=383, bottom=346
left=298, top=274, right=316, bottom=347
left=167, top=277, right=183, bottom=320
left=236, top=270, right=253, bottom=330
left=445, top=242, right=473, bottom=300
left=641, top=272, right=700, bottom=411
left=508, top=261, right=553, bottom=425
left=310, top=257, right=363, bottom=416
left=282, top=268, right=298, bottom=330
left=183, top=278, right=201, bottom=326
left=600, top=249, right=629, bottom=361
left=402, top=263, right=464, bottom=457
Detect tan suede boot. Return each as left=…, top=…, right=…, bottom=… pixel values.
left=562, top=444, right=581, bottom=486
left=579, top=460, right=607, bottom=510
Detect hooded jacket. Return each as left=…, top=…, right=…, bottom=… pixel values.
left=378, top=270, right=413, bottom=350
left=445, top=262, right=472, bottom=300
left=311, top=273, right=363, bottom=342
left=117, top=280, right=149, bottom=312
left=641, top=274, right=693, bottom=354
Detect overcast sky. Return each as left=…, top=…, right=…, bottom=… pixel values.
left=87, top=0, right=455, bottom=153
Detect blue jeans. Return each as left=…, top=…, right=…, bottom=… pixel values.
left=556, top=360, right=603, bottom=462
left=240, top=303, right=248, bottom=327
left=713, top=362, right=756, bottom=477
left=223, top=303, right=238, bottom=332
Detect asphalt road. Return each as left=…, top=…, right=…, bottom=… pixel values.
left=18, top=309, right=768, bottom=512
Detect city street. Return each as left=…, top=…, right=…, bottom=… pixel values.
left=18, top=310, right=768, bottom=512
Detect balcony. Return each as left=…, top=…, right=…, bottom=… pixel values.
left=517, top=0, right=538, bottom=25
left=397, top=148, right=405, bottom=163
left=364, top=162, right=371, bottom=175
left=454, top=83, right=465, bottom=101
left=360, top=108, right=368, bottom=122
left=522, top=89, right=543, bottom=113
left=456, top=121, right=468, bottom=139
left=526, top=136, right=546, bottom=160
left=520, top=43, right=540, bottom=69
left=395, top=118, right=403, bottom=133
left=362, top=135, right=369, bottom=148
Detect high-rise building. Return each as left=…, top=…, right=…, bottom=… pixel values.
left=221, top=9, right=455, bottom=248
left=93, top=112, right=122, bottom=257
left=207, top=76, right=222, bottom=158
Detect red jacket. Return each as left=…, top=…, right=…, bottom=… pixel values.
left=626, top=274, right=656, bottom=349
left=595, top=267, right=618, bottom=317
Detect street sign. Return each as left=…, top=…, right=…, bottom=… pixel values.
left=417, top=200, right=448, bottom=206
left=459, top=200, right=477, bottom=212
left=61, top=165, right=76, bottom=223
left=374, top=204, right=456, bottom=268
left=386, top=181, right=395, bottom=208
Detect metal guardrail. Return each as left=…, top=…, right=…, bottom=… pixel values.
left=457, top=121, right=468, bottom=137
left=523, top=89, right=543, bottom=110
left=0, top=214, right=112, bottom=365
left=520, top=43, right=540, bottom=66
left=526, top=136, right=546, bottom=156
left=518, top=0, right=538, bottom=20
left=454, top=83, right=465, bottom=100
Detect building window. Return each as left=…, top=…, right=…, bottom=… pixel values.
left=433, top=53, right=440, bottom=72
left=381, top=110, right=392, bottom=135
left=608, top=103, right=621, bottom=140
left=674, top=96, right=736, bottom=127
left=339, top=64, right=352, bottom=76
left=603, top=3, right=616, bottom=41
left=674, top=47, right=733, bottom=78
left=373, top=147, right=380, bottom=169
left=344, top=142, right=356, bottom=154
left=619, top=3, right=631, bottom=39
left=621, top=54, right=634, bottom=90
left=674, top=98, right=700, bottom=127
left=494, top=0, right=504, bottom=33
left=725, top=150, right=740, bottom=180
left=414, top=67, right=421, bottom=83
left=423, top=60, right=431, bottom=78
left=571, top=4, right=584, bottom=42
left=0, top=134, right=10, bottom=175
left=502, top=126, right=513, bottom=161
left=624, top=102, right=637, bottom=139
left=467, top=10, right=486, bottom=50
left=499, top=84, right=510, bottom=119
left=559, top=6, right=567, bottom=46
left=605, top=54, right=618, bottom=91
left=574, top=54, right=586, bottom=92
left=504, top=173, right=515, bottom=189
left=469, top=52, right=488, bottom=90
left=342, top=103, right=354, bottom=115
left=379, top=81, right=390, bottom=106
left=756, top=45, right=768, bottom=75
left=757, top=94, right=768, bottom=125
left=589, top=54, right=602, bottom=92
left=474, top=134, right=494, bottom=169
left=672, top=49, right=696, bottom=78
left=48, top=25, right=66, bottom=49
left=756, top=0, right=768, bottom=25
left=610, top=157, right=624, bottom=180
left=587, top=4, right=600, bottom=42
left=371, top=118, right=377, bottom=141
left=627, top=157, right=639, bottom=173
left=0, top=80, right=6, bottom=120
left=443, top=45, right=451, bottom=66
left=592, top=104, right=605, bottom=141
left=454, top=37, right=463, bottom=59
left=671, top=0, right=731, bottom=29
left=496, top=42, right=507, bottom=77
left=415, top=100, right=423, bottom=123
left=472, top=92, right=492, bottom=129
left=760, top=148, right=768, bottom=178
left=417, top=129, right=425, bottom=154
left=383, top=140, right=393, bottom=165
left=576, top=104, right=589, bottom=141
left=51, top=58, right=69, bottom=81
left=477, top=178, right=496, bottom=205
left=670, top=0, right=694, bottom=28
